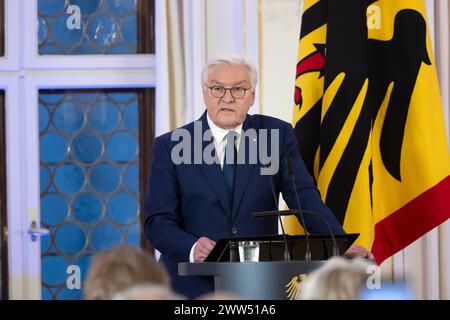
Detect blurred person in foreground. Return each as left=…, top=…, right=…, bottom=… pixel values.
left=196, top=290, right=241, bottom=300
left=113, top=284, right=185, bottom=300
left=298, top=256, right=373, bottom=300
left=83, top=244, right=170, bottom=300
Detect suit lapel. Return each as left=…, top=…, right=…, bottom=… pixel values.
left=198, top=112, right=232, bottom=215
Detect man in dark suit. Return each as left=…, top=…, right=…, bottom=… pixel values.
left=144, top=54, right=373, bottom=298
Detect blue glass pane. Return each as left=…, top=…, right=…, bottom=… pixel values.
left=90, top=163, right=120, bottom=193
left=41, top=193, right=68, bottom=226
left=38, top=0, right=66, bottom=16
left=74, top=255, right=91, bottom=282
left=122, top=15, right=137, bottom=47
left=70, top=42, right=97, bottom=54
left=39, top=104, right=50, bottom=132
left=73, top=193, right=103, bottom=224
left=41, top=234, right=51, bottom=254
left=108, top=193, right=138, bottom=225
left=56, top=287, right=82, bottom=300
left=40, top=166, right=51, bottom=193
left=39, top=0, right=143, bottom=55
left=40, top=92, right=65, bottom=105
left=107, top=132, right=137, bottom=162
left=72, top=132, right=103, bottom=164
left=88, top=100, right=119, bottom=133
left=40, top=88, right=146, bottom=300
left=42, top=287, right=53, bottom=300
left=38, top=16, right=49, bottom=46
left=54, top=164, right=85, bottom=194
left=124, top=163, right=138, bottom=193
left=42, top=256, right=68, bottom=286
left=87, top=15, right=120, bottom=47
left=55, top=224, right=86, bottom=254
left=69, top=0, right=101, bottom=16
left=39, top=45, right=64, bottom=55
left=53, top=15, right=84, bottom=51
left=90, top=223, right=122, bottom=251
left=108, top=44, right=133, bottom=54
left=40, top=133, right=68, bottom=163
left=107, top=92, right=136, bottom=103
left=125, top=224, right=140, bottom=247
left=105, top=0, right=136, bottom=15
left=71, top=92, right=99, bottom=104
left=124, top=101, right=138, bottom=131
left=54, top=101, right=84, bottom=133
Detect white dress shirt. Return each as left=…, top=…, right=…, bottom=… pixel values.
left=189, top=114, right=243, bottom=262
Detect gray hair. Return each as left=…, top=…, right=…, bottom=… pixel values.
left=201, top=53, right=258, bottom=87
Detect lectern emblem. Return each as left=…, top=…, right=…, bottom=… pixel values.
left=285, top=274, right=307, bottom=300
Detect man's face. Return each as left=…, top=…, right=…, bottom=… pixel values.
left=203, top=64, right=255, bottom=129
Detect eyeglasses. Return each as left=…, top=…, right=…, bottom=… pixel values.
left=204, top=85, right=252, bottom=99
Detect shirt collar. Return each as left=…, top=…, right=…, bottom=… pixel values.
left=206, top=113, right=243, bottom=142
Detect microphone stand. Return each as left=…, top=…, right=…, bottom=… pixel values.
left=285, top=153, right=312, bottom=261
left=267, top=168, right=291, bottom=261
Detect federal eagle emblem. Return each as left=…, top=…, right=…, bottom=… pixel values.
left=285, top=274, right=307, bottom=300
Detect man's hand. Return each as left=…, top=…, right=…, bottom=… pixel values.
left=344, top=244, right=375, bottom=260
left=193, top=237, right=216, bottom=262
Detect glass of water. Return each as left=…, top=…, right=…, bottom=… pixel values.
left=238, top=241, right=260, bottom=262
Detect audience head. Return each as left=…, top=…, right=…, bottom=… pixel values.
left=83, top=244, right=170, bottom=300
left=298, top=256, right=372, bottom=300
left=113, top=284, right=185, bottom=300
left=196, top=290, right=241, bottom=300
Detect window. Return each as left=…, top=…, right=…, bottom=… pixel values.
left=38, top=0, right=154, bottom=55
left=39, top=88, right=154, bottom=299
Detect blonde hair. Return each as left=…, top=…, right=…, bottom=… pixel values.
left=299, top=257, right=372, bottom=300
left=83, top=245, right=170, bottom=300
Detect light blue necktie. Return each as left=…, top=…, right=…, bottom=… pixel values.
left=223, top=132, right=238, bottom=204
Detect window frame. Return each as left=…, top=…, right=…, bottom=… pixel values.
left=24, top=0, right=155, bottom=70
left=0, top=76, right=21, bottom=299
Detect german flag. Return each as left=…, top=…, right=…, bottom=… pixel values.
left=290, top=0, right=450, bottom=264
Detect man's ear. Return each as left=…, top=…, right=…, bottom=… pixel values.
left=250, top=90, right=256, bottom=106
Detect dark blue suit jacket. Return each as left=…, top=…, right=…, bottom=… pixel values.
left=144, top=112, right=344, bottom=298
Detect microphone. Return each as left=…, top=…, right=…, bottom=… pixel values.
left=252, top=209, right=340, bottom=257
left=284, top=152, right=312, bottom=261
left=263, top=163, right=291, bottom=261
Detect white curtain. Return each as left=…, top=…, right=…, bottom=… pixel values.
left=435, top=0, right=450, bottom=300
left=393, top=0, right=450, bottom=300
left=155, top=0, right=206, bottom=136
